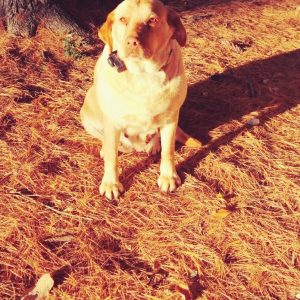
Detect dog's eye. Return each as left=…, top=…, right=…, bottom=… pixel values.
left=119, top=17, right=128, bottom=25
left=147, top=17, right=158, bottom=27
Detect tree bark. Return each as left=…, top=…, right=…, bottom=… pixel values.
left=0, top=0, right=86, bottom=38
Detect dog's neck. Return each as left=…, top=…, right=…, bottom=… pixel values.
left=108, top=41, right=175, bottom=75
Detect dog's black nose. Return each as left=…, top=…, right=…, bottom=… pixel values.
left=126, top=37, right=139, bottom=49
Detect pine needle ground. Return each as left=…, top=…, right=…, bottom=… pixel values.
left=0, top=0, right=299, bottom=299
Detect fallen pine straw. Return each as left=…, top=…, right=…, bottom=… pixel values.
left=0, top=0, right=300, bottom=299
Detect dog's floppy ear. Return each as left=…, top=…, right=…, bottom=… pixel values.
left=98, top=10, right=115, bottom=52
left=167, top=8, right=187, bottom=47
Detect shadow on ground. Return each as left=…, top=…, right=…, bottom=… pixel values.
left=178, top=49, right=300, bottom=172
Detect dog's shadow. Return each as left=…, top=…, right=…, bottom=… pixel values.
left=122, top=49, right=300, bottom=191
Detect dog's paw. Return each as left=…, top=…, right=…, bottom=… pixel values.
left=158, top=172, right=181, bottom=192
left=99, top=180, right=124, bottom=200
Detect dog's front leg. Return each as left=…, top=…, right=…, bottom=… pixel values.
left=158, top=117, right=181, bottom=192
left=99, top=117, right=124, bottom=200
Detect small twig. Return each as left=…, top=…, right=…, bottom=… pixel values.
left=3, top=192, right=95, bottom=221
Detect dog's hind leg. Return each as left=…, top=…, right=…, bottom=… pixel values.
left=145, top=133, right=161, bottom=155
left=80, top=86, right=104, bottom=140
left=175, top=126, right=202, bottom=148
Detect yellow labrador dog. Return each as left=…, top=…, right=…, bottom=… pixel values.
left=80, top=0, right=200, bottom=200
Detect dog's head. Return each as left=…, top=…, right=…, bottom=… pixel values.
left=98, top=0, right=186, bottom=66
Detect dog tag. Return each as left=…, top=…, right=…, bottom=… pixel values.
left=108, top=51, right=127, bottom=73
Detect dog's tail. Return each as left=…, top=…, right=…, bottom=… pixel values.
left=176, top=126, right=202, bottom=148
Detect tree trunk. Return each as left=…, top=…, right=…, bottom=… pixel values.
left=0, top=0, right=86, bottom=38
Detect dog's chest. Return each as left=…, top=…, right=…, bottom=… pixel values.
left=101, top=71, right=184, bottom=133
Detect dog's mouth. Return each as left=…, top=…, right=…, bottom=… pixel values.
left=124, top=52, right=140, bottom=59
left=120, top=46, right=152, bottom=60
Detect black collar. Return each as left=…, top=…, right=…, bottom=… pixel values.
left=107, top=49, right=173, bottom=73
left=107, top=51, right=127, bottom=73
